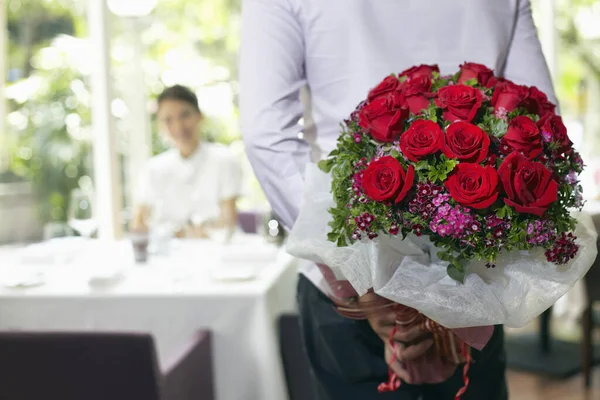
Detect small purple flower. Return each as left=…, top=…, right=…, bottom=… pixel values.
left=565, top=170, right=578, bottom=185
left=494, top=107, right=508, bottom=120
left=354, top=134, right=362, bottom=143
left=541, top=130, right=552, bottom=143
left=419, top=184, right=432, bottom=197
left=432, top=194, right=449, bottom=207
left=362, top=213, right=375, bottom=224
left=412, top=224, right=424, bottom=237
left=438, top=204, right=451, bottom=217
left=573, top=154, right=584, bottom=169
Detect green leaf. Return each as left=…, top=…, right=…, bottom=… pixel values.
left=391, top=149, right=400, bottom=158
left=496, top=207, right=506, bottom=219
left=495, top=204, right=513, bottom=219
left=318, top=159, right=332, bottom=173
left=327, top=232, right=339, bottom=242
left=415, top=160, right=430, bottom=171
left=490, top=118, right=508, bottom=138
left=427, top=170, right=440, bottom=182
left=443, top=159, right=459, bottom=174
left=336, top=236, right=348, bottom=247
left=464, top=78, right=478, bottom=87
left=447, top=263, right=466, bottom=283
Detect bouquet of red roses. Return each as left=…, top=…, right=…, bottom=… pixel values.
left=287, top=62, right=597, bottom=394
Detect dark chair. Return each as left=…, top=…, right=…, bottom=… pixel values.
left=0, top=331, right=214, bottom=400
left=278, top=314, right=316, bottom=400
left=238, top=211, right=261, bottom=234
left=583, top=247, right=600, bottom=388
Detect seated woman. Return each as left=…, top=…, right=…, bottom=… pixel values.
left=131, top=85, right=242, bottom=240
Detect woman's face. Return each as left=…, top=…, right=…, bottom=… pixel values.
left=157, top=99, right=202, bottom=153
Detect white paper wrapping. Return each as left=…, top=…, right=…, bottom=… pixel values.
left=287, top=163, right=598, bottom=329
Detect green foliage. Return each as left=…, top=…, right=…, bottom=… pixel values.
left=8, top=66, right=92, bottom=223
left=479, top=111, right=508, bottom=138
left=423, top=155, right=459, bottom=183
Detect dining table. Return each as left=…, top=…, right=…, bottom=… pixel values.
left=0, top=234, right=299, bottom=400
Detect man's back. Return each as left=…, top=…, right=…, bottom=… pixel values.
left=298, top=0, right=541, bottom=154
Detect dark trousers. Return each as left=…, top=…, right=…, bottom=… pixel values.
left=296, top=274, right=508, bottom=400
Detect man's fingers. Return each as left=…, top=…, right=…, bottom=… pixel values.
left=384, top=342, right=413, bottom=384
left=371, top=321, right=431, bottom=347
left=392, top=325, right=430, bottom=344
left=395, top=338, right=434, bottom=362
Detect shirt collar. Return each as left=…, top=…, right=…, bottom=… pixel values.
left=175, top=143, right=206, bottom=166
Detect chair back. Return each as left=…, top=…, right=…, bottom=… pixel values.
left=0, top=331, right=161, bottom=400
left=238, top=211, right=260, bottom=234
left=278, top=314, right=316, bottom=400
left=586, top=247, right=600, bottom=303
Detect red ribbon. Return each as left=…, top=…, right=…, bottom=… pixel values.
left=377, top=325, right=401, bottom=393
left=377, top=324, right=472, bottom=399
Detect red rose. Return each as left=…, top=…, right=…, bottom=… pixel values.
left=359, top=91, right=409, bottom=142
left=442, top=121, right=490, bottom=163
left=362, top=156, right=415, bottom=204
left=457, top=62, right=494, bottom=86
left=498, top=152, right=558, bottom=217
left=399, top=75, right=436, bottom=115
left=485, top=76, right=514, bottom=89
left=522, top=86, right=556, bottom=118
left=444, top=163, right=499, bottom=209
left=400, top=120, right=444, bottom=162
left=435, top=85, right=483, bottom=123
left=537, top=114, right=572, bottom=153
left=367, top=75, right=400, bottom=102
left=502, top=116, right=543, bottom=159
left=491, top=81, right=528, bottom=113
left=399, top=64, right=440, bottom=81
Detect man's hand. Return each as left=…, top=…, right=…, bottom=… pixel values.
left=361, top=292, right=433, bottom=383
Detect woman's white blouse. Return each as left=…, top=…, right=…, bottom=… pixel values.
left=136, top=143, right=242, bottom=227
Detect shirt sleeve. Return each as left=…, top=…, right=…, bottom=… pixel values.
left=239, top=0, right=309, bottom=231
left=502, top=0, right=558, bottom=105
left=218, top=151, right=244, bottom=201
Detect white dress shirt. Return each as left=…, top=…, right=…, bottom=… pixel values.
left=136, top=142, right=242, bottom=228
left=239, top=0, right=556, bottom=291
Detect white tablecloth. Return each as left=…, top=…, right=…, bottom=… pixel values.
left=0, top=236, right=298, bottom=400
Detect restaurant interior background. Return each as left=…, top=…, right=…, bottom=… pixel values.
left=0, top=0, right=599, bottom=398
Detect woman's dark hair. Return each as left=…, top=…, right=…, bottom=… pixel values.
left=157, top=85, right=201, bottom=113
